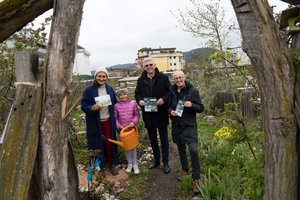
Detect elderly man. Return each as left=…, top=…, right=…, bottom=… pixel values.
left=168, top=70, right=204, bottom=193
left=135, top=57, right=171, bottom=174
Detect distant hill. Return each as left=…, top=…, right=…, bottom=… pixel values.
left=107, top=48, right=214, bottom=70
left=107, top=63, right=135, bottom=70
left=183, top=47, right=215, bottom=63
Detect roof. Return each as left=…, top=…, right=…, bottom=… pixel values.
left=138, top=47, right=176, bottom=52
left=280, top=0, right=299, bottom=5
left=118, top=76, right=139, bottom=82
left=279, top=7, right=300, bottom=31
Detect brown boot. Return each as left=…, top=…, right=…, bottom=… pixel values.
left=192, top=179, right=200, bottom=194
left=180, top=170, right=189, bottom=177
left=178, top=170, right=189, bottom=181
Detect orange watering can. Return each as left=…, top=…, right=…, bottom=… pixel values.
left=108, top=125, right=139, bottom=151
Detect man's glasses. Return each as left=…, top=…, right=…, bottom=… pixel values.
left=173, top=76, right=184, bottom=80
left=144, top=64, right=153, bottom=68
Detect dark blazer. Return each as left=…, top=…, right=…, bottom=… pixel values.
left=135, top=68, right=171, bottom=128
left=81, top=84, right=118, bottom=165
left=168, top=81, right=204, bottom=144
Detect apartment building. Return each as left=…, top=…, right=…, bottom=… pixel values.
left=73, top=45, right=91, bottom=76
left=136, top=47, right=185, bottom=72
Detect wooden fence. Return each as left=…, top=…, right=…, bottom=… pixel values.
left=214, top=90, right=259, bottom=117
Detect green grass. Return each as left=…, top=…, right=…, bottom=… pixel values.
left=69, top=108, right=86, bottom=132
left=176, top=175, right=194, bottom=198
left=117, top=165, right=149, bottom=200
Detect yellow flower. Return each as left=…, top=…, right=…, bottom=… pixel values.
left=214, top=126, right=235, bottom=140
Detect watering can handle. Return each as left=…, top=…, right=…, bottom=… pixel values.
left=122, top=125, right=139, bottom=137
left=122, top=125, right=138, bottom=131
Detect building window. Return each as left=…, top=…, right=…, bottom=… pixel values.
left=170, top=56, right=172, bottom=59
left=173, top=56, right=176, bottom=59
left=174, top=63, right=176, bottom=66
left=170, top=63, right=172, bottom=66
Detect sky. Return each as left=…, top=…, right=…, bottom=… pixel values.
left=38, top=0, right=289, bottom=69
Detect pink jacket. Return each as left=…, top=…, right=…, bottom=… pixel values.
left=114, top=100, right=140, bottom=130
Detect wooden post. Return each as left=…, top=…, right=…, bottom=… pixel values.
left=0, top=51, right=42, bottom=200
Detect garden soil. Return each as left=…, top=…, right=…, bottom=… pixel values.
left=141, top=141, right=180, bottom=200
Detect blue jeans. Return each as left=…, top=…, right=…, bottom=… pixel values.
left=147, top=125, right=169, bottom=164
left=177, top=142, right=200, bottom=180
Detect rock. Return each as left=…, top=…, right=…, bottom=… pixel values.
left=203, top=115, right=218, bottom=125
left=95, top=184, right=105, bottom=193
left=116, top=187, right=124, bottom=193
left=77, top=167, right=89, bottom=189
left=104, top=169, right=129, bottom=194
left=103, top=192, right=110, bottom=199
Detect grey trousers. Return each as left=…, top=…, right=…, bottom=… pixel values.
left=125, top=148, right=137, bottom=165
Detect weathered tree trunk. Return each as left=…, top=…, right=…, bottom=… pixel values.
left=0, top=51, right=42, bottom=200
left=35, top=0, right=85, bottom=199
left=230, top=1, right=299, bottom=200
left=292, top=34, right=300, bottom=127
left=0, top=0, right=53, bottom=43
left=290, top=19, right=300, bottom=200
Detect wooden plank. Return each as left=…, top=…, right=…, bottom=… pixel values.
left=0, top=51, right=42, bottom=200
left=14, top=51, right=39, bottom=83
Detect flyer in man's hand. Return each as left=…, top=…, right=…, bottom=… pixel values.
left=144, top=97, right=157, bottom=112
left=175, top=99, right=184, bottom=117
left=95, top=95, right=112, bottom=107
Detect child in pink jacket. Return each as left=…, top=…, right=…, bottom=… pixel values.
left=114, top=88, right=140, bottom=174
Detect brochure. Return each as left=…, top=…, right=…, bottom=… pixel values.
left=94, top=95, right=112, bottom=107
left=175, top=99, right=184, bottom=117
left=144, top=97, right=157, bottom=112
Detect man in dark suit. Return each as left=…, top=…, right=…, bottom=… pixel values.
left=135, top=57, right=171, bottom=174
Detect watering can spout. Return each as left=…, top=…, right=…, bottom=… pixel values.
left=107, top=139, right=125, bottom=149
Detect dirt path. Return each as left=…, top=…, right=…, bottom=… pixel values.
left=142, top=141, right=180, bottom=200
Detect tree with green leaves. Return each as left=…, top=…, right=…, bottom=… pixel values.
left=175, top=0, right=231, bottom=50
left=174, top=0, right=249, bottom=114
left=175, top=0, right=246, bottom=98
left=174, top=0, right=239, bottom=70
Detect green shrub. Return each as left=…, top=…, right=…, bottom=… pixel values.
left=197, top=118, right=264, bottom=199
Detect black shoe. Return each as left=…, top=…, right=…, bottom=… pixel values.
left=149, top=161, right=160, bottom=169
left=110, top=167, right=119, bottom=176
left=162, top=163, right=170, bottom=174
left=109, top=163, right=119, bottom=176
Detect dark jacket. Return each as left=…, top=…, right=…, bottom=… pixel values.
left=81, top=84, right=118, bottom=165
left=168, top=81, right=204, bottom=144
left=135, top=68, right=171, bottom=128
